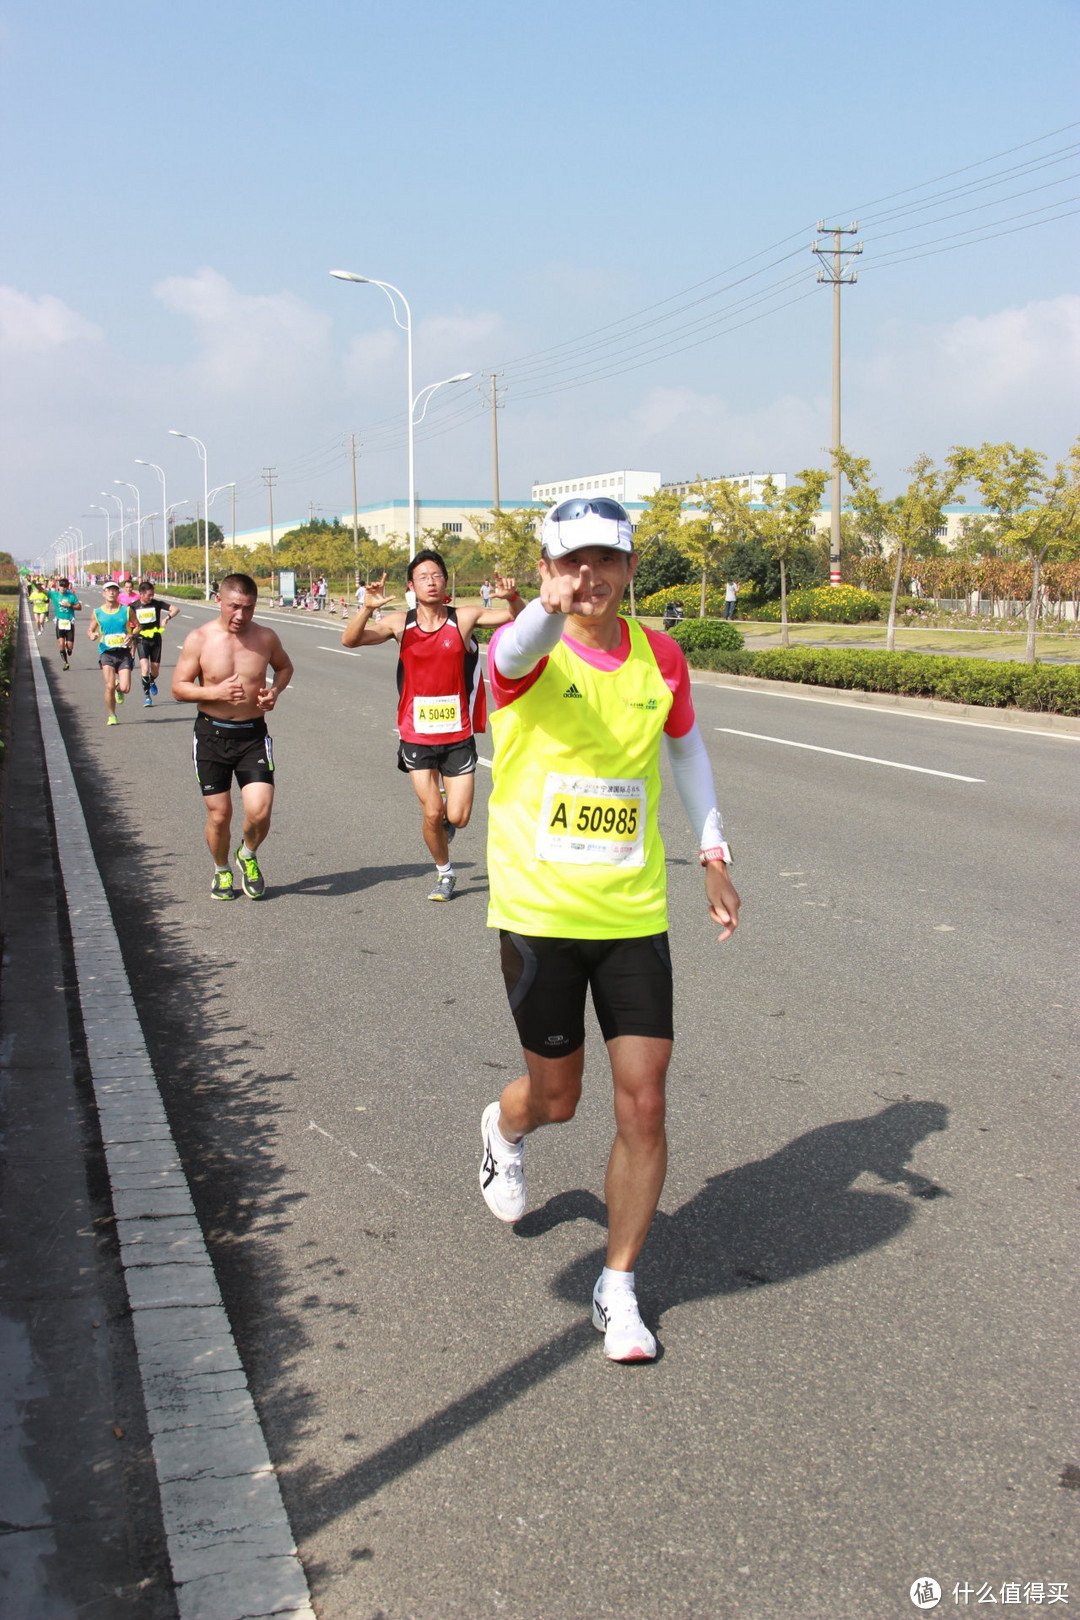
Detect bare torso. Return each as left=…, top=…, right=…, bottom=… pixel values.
left=178, top=619, right=286, bottom=719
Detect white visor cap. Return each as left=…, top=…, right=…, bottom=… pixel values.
left=541, top=496, right=634, bottom=559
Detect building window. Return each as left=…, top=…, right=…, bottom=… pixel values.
left=442, top=522, right=463, bottom=533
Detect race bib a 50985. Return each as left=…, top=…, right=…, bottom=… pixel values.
left=536, top=772, right=646, bottom=866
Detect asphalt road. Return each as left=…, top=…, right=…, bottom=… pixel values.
left=42, top=602, right=1079, bottom=1620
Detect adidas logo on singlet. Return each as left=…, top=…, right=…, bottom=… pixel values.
left=562, top=682, right=584, bottom=699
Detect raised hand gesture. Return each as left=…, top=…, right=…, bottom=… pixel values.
left=540, top=563, right=602, bottom=617
left=362, top=573, right=394, bottom=613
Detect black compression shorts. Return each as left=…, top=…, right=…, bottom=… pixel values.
left=396, top=736, right=477, bottom=777
left=193, top=713, right=275, bottom=797
left=499, top=932, right=674, bottom=1057
left=136, top=635, right=163, bottom=660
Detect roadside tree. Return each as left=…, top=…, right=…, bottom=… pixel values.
left=948, top=439, right=1080, bottom=663
left=840, top=452, right=957, bottom=651
left=753, top=470, right=829, bottom=646
left=172, top=519, right=224, bottom=551
left=680, top=478, right=755, bottom=616
left=467, top=507, right=541, bottom=580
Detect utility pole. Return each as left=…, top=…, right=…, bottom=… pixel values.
left=814, top=222, right=862, bottom=585
left=263, top=467, right=277, bottom=595
left=350, top=432, right=361, bottom=591
left=486, top=373, right=504, bottom=513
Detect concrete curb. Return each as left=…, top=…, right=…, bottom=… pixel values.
left=26, top=611, right=315, bottom=1620
left=685, top=667, right=1080, bottom=736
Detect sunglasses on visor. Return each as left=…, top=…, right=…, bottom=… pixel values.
left=549, top=497, right=630, bottom=524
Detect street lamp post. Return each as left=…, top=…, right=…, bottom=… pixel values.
left=101, top=492, right=125, bottom=575
left=164, top=500, right=190, bottom=582
left=169, top=431, right=211, bottom=600
left=208, top=483, right=236, bottom=542
left=115, top=480, right=142, bottom=578
left=331, top=269, right=417, bottom=558
left=90, top=505, right=112, bottom=575
left=136, top=460, right=169, bottom=587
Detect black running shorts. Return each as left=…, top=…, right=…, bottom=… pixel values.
left=498, top=932, right=674, bottom=1057
left=193, top=713, right=275, bottom=797
left=136, top=635, right=162, bottom=660
left=55, top=621, right=75, bottom=641
left=396, top=736, right=478, bottom=777
left=99, top=648, right=134, bottom=671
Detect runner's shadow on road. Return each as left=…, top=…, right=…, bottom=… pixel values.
left=270, top=862, right=477, bottom=898
left=292, top=1099, right=949, bottom=1537
left=516, top=1100, right=950, bottom=1312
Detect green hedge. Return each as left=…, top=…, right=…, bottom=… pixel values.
left=637, top=585, right=728, bottom=618
left=670, top=619, right=745, bottom=652
left=162, top=585, right=209, bottom=600
left=680, top=643, right=1079, bottom=714
left=0, top=582, right=20, bottom=595
left=743, top=585, right=881, bottom=624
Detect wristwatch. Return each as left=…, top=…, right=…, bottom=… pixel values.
left=699, top=842, right=734, bottom=867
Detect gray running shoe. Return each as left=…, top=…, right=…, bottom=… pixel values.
left=443, top=817, right=456, bottom=846
left=235, top=846, right=266, bottom=899
left=479, top=1101, right=526, bottom=1222
left=211, top=870, right=238, bottom=901
left=427, top=872, right=456, bottom=901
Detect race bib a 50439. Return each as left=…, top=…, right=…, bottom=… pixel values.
left=536, top=772, right=646, bottom=866
left=413, top=693, right=461, bottom=734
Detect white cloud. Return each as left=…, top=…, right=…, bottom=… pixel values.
left=849, top=294, right=1080, bottom=475
left=340, top=327, right=401, bottom=393
left=0, top=286, right=103, bottom=352
left=154, top=268, right=331, bottom=394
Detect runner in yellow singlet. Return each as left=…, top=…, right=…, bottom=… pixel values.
left=478, top=496, right=740, bottom=1362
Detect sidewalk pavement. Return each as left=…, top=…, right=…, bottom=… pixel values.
left=0, top=622, right=174, bottom=1618
left=1, top=615, right=315, bottom=1620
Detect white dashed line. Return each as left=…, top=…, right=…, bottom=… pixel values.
left=716, top=728, right=984, bottom=782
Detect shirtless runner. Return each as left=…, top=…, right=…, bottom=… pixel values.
left=171, top=572, right=294, bottom=900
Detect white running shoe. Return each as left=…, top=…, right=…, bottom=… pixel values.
left=592, top=1281, right=657, bottom=1361
left=479, top=1101, right=526, bottom=1222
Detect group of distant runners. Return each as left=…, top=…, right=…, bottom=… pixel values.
left=32, top=494, right=741, bottom=1361
left=28, top=570, right=180, bottom=716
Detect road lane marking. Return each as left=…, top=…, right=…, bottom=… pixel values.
left=477, top=756, right=493, bottom=768
left=308, top=1119, right=410, bottom=1195
left=318, top=645, right=362, bottom=656
left=716, top=728, right=984, bottom=782
left=693, top=678, right=1079, bottom=740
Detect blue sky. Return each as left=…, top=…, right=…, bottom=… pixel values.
left=2, top=0, right=1077, bottom=560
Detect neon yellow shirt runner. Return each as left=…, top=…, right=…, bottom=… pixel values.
left=487, top=616, right=673, bottom=940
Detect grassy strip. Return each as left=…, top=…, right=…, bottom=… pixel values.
left=684, top=644, right=1080, bottom=715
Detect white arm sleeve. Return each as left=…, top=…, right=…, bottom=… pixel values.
left=490, top=596, right=565, bottom=679
left=664, top=723, right=725, bottom=851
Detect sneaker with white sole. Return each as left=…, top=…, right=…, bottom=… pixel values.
left=427, top=872, right=456, bottom=901
left=479, top=1101, right=526, bottom=1222
left=592, top=1282, right=657, bottom=1362
left=235, top=846, right=266, bottom=899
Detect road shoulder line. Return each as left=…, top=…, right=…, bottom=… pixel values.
left=26, top=615, right=315, bottom=1620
